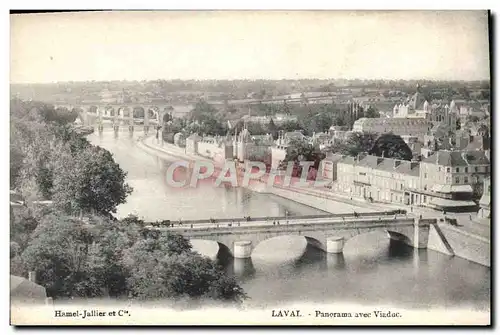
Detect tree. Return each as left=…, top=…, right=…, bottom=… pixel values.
left=302, top=113, right=333, bottom=134
left=278, top=139, right=325, bottom=177
left=189, top=101, right=218, bottom=122
left=51, top=142, right=133, bottom=216
left=369, top=133, right=413, bottom=161
left=364, top=106, right=380, bottom=118
left=331, top=116, right=345, bottom=127
left=267, top=118, right=278, bottom=139
left=332, top=132, right=378, bottom=157
left=467, top=115, right=480, bottom=123
left=21, top=213, right=103, bottom=298
left=122, top=232, right=246, bottom=303
left=279, top=120, right=302, bottom=132
left=10, top=206, right=39, bottom=251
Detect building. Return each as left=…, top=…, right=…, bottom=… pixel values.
left=336, top=154, right=420, bottom=204
left=320, top=153, right=344, bottom=182
left=310, top=132, right=330, bottom=149
left=232, top=126, right=273, bottom=163
left=352, top=117, right=431, bottom=141
left=392, top=85, right=459, bottom=131
left=270, top=130, right=308, bottom=170
left=478, top=177, right=490, bottom=219
left=419, top=150, right=490, bottom=211
left=11, top=272, right=48, bottom=305
left=185, top=133, right=202, bottom=155
left=197, top=136, right=233, bottom=163
left=335, top=149, right=489, bottom=212
left=400, top=135, right=422, bottom=157
left=173, top=132, right=186, bottom=147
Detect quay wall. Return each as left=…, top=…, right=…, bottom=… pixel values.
left=427, top=223, right=490, bottom=267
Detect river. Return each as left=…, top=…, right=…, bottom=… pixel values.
left=87, top=131, right=490, bottom=311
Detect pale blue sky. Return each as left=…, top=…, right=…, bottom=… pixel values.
left=10, top=11, right=490, bottom=83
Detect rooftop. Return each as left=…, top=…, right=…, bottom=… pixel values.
left=422, top=150, right=490, bottom=166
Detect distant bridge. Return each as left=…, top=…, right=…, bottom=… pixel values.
left=149, top=212, right=435, bottom=258
left=53, top=103, right=175, bottom=134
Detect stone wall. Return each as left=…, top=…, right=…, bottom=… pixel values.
left=427, top=223, right=490, bottom=267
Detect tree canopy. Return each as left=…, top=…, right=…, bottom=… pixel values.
left=328, top=132, right=379, bottom=157
left=19, top=213, right=247, bottom=303
left=11, top=99, right=132, bottom=215
left=278, top=139, right=325, bottom=177
left=368, top=133, right=413, bottom=161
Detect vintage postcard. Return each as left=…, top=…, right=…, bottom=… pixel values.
left=9, top=10, right=491, bottom=326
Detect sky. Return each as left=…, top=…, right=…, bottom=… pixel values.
left=10, top=10, right=490, bottom=83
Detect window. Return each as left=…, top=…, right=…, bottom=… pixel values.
left=446, top=176, right=451, bottom=183
left=455, top=177, right=460, bottom=184
left=447, top=167, right=450, bottom=173
left=424, top=185, right=427, bottom=190
left=475, top=166, right=479, bottom=173
left=400, top=183, right=403, bottom=190
left=438, top=167, right=441, bottom=172
left=486, top=166, right=489, bottom=173
left=424, top=173, right=427, bottom=178
left=464, top=177, right=469, bottom=183
left=424, top=195, right=427, bottom=202
left=465, top=167, right=468, bottom=173
left=456, top=167, right=460, bottom=173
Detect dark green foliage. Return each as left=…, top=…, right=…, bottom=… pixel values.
left=364, top=106, right=380, bottom=118
left=267, top=118, right=278, bottom=139
left=51, top=144, right=133, bottom=216
left=278, top=139, right=325, bottom=177
left=328, top=132, right=379, bottom=157
left=369, top=133, right=413, bottom=161
left=19, top=213, right=247, bottom=303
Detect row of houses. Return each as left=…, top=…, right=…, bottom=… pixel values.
left=321, top=150, right=490, bottom=213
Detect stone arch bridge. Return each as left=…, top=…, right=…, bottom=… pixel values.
left=53, top=103, right=175, bottom=134
left=161, top=216, right=435, bottom=258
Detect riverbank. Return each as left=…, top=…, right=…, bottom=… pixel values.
left=138, top=135, right=490, bottom=267
left=139, top=136, right=383, bottom=213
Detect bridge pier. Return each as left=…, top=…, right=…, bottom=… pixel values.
left=326, top=236, right=345, bottom=254
left=233, top=241, right=253, bottom=259
left=412, top=218, right=431, bottom=249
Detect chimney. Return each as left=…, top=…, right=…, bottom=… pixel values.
left=28, top=271, right=36, bottom=284
left=394, top=160, right=402, bottom=168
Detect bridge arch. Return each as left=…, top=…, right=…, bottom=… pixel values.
left=147, top=106, right=160, bottom=121
left=88, top=105, right=99, bottom=114
left=104, top=105, right=115, bottom=117
left=132, top=106, right=145, bottom=118
left=161, top=106, right=174, bottom=123
left=72, top=107, right=86, bottom=123
left=117, top=106, right=131, bottom=118
left=386, top=230, right=413, bottom=246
